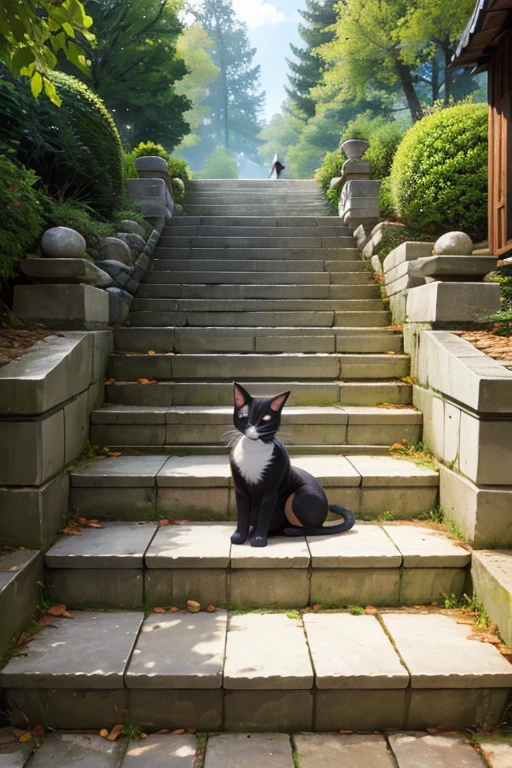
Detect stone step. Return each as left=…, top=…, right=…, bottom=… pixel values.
left=184, top=197, right=328, bottom=207
left=143, top=271, right=374, bottom=285
left=159, top=236, right=354, bottom=249
left=106, top=380, right=412, bottom=408
left=44, top=521, right=466, bottom=610
left=151, top=257, right=367, bottom=272
left=166, top=216, right=352, bottom=231
left=106, top=353, right=409, bottom=382
left=136, top=285, right=381, bottom=301
left=167, top=227, right=346, bottom=239
left=131, top=299, right=385, bottom=314
left=3, top=607, right=509, bottom=731
left=183, top=207, right=331, bottom=216
left=69, top=454, right=437, bottom=522
left=90, top=405, right=422, bottom=449
left=114, top=327, right=403, bottom=354
left=185, top=180, right=322, bottom=188
left=129, top=311, right=391, bottom=329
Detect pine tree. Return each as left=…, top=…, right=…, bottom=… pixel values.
left=191, top=0, right=265, bottom=161
left=286, top=0, right=337, bottom=120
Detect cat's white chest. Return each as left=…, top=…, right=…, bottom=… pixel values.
left=232, top=437, right=274, bottom=485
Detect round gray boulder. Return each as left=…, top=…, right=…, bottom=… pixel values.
left=434, top=232, right=474, bottom=256
left=118, top=220, right=147, bottom=239
left=98, top=237, right=133, bottom=266
left=116, top=232, right=146, bottom=258
left=41, top=227, right=86, bottom=259
left=135, top=155, right=169, bottom=173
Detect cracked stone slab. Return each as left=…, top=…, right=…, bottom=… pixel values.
left=156, top=456, right=232, bottom=488
left=71, top=456, right=168, bottom=487
left=388, top=732, right=485, bottom=767
left=307, top=524, right=401, bottom=568
left=295, top=733, right=396, bottom=768
left=0, top=727, right=34, bottom=768
left=382, top=524, right=471, bottom=568
left=122, top=734, right=197, bottom=767
left=231, top=536, right=310, bottom=569
left=45, top=523, right=158, bottom=569
left=382, top=613, right=512, bottom=688
left=125, top=612, right=227, bottom=689
left=28, top=733, right=126, bottom=768
left=304, top=614, right=409, bottom=689
left=204, top=734, right=293, bottom=768
left=145, top=523, right=232, bottom=568
left=290, top=455, right=361, bottom=487
left=0, top=612, right=143, bottom=689
left=346, top=456, right=439, bottom=487
left=224, top=614, right=313, bottom=690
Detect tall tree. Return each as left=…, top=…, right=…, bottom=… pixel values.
left=191, top=0, right=265, bottom=160
left=286, top=0, right=337, bottom=120
left=70, top=0, right=191, bottom=149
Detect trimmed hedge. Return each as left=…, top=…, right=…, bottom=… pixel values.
left=390, top=103, right=488, bottom=241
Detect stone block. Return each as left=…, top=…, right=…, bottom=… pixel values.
left=399, top=568, right=467, bottom=605
left=118, top=219, right=147, bottom=239
left=362, top=222, right=407, bottom=260
left=409, top=254, right=497, bottom=281
left=64, top=391, right=89, bottom=463
left=28, top=733, right=126, bottom=768
left=7, top=688, right=129, bottom=730
left=87, top=382, right=105, bottom=412
left=439, top=465, right=512, bottom=547
left=0, top=472, right=68, bottom=549
left=0, top=332, right=93, bottom=415
left=390, top=293, right=408, bottom=325
left=0, top=409, right=65, bottom=486
left=406, top=688, right=509, bottom=730
left=230, top=569, right=310, bottom=609
left=107, top=290, right=130, bottom=325
left=315, top=689, right=406, bottom=731
left=13, top=284, right=109, bottom=329
left=126, top=178, right=173, bottom=221
left=342, top=180, right=381, bottom=198
left=310, top=568, right=400, bottom=606
left=99, top=237, right=133, bottom=266
left=145, top=568, right=228, bottom=608
left=205, top=734, right=293, bottom=768
left=412, top=386, right=445, bottom=458
left=135, top=155, right=169, bottom=173
left=20, top=258, right=112, bottom=287
left=295, top=734, right=396, bottom=768
left=91, top=330, right=114, bottom=383
left=0, top=550, right=42, bottom=657
left=443, top=401, right=461, bottom=464
left=383, top=242, right=434, bottom=274
left=157, top=488, right=230, bottom=520
left=95, top=260, right=133, bottom=279
left=123, top=734, right=197, bottom=768
left=71, top=487, right=157, bottom=521
left=385, top=273, right=424, bottom=297
left=458, top=412, right=512, bottom=485
left=224, top=690, right=313, bottom=732
left=389, top=732, right=487, bottom=768
left=41, top=227, right=86, bottom=258
left=406, top=281, right=501, bottom=323
left=128, top=689, right=223, bottom=730
left=46, top=568, right=143, bottom=608
left=471, top=550, right=512, bottom=646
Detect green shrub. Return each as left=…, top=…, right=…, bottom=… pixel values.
left=122, top=151, right=138, bottom=183
left=315, top=149, right=343, bottom=193
left=129, top=141, right=191, bottom=181
left=0, top=153, right=46, bottom=277
left=42, top=199, right=115, bottom=250
left=389, top=103, right=488, bottom=241
left=171, top=177, right=185, bottom=206
left=0, top=73, right=124, bottom=217
left=194, top=148, right=239, bottom=179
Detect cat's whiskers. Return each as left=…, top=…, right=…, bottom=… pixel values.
left=222, top=428, right=242, bottom=448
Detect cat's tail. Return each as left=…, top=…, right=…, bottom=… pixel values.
left=283, top=505, right=356, bottom=537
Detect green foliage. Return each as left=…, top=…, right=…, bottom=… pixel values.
left=0, top=153, right=45, bottom=277
left=0, top=0, right=95, bottom=105
left=314, top=149, right=343, bottom=193
left=341, top=114, right=407, bottom=180
left=122, top=152, right=137, bottom=183
left=0, top=72, right=123, bottom=216
left=194, top=148, right=238, bottom=179
left=257, top=110, right=305, bottom=169
left=129, top=142, right=191, bottom=181
left=349, top=605, right=365, bottom=615
left=43, top=198, right=115, bottom=249
left=390, top=103, right=489, bottom=241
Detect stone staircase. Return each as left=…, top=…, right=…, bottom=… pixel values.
left=2, top=179, right=512, bottom=735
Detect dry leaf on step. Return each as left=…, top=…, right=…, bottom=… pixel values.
left=187, top=600, right=201, bottom=613
left=171, top=729, right=185, bottom=735
left=148, top=350, right=156, bottom=356
left=99, top=729, right=109, bottom=738
left=467, top=633, right=501, bottom=644
left=18, top=732, right=32, bottom=744
left=104, top=378, right=116, bottom=386
left=365, top=606, right=378, bottom=615
left=46, top=604, right=71, bottom=618
left=206, top=605, right=217, bottom=613
left=172, top=520, right=190, bottom=526
left=159, top=519, right=170, bottom=527
left=31, top=725, right=44, bottom=737
left=107, top=724, right=124, bottom=741
left=157, top=729, right=170, bottom=734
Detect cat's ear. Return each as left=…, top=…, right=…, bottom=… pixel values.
left=270, top=391, right=291, bottom=412
left=233, top=382, right=252, bottom=409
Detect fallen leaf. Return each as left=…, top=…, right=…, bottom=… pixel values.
left=172, top=520, right=190, bottom=526
left=107, top=724, right=124, bottom=741
left=13, top=729, right=28, bottom=738
left=159, top=519, right=170, bottom=527
left=18, top=732, right=32, bottom=743
left=339, top=730, right=354, bottom=735
left=148, top=350, right=156, bottom=356
left=187, top=728, right=197, bottom=734
left=99, top=729, right=109, bottom=738
left=467, top=633, right=501, bottom=644
left=47, top=604, right=71, bottom=618
left=108, top=452, right=122, bottom=458
left=171, top=729, right=185, bottom=735
left=137, top=378, right=157, bottom=385
left=8, top=564, right=21, bottom=571
left=206, top=605, right=217, bottom=613
left=141, top=733, right=148, bottom=739
left=313, top=604, right=320, bottom=611
left=153, top=607, right=168, bottom=614
left=62, top=527, right=82, bottom=536
left=87, top=523, right=103, bottom=529
left=36, top=615, right=57, bottom=627
left=498, top=645, right=512, bottom=655
left=169, top=606, right=180, bottom=613
left=104, top=378, right=116, bottom=386
left=157, top=729, right=170, bottom=734
left=365, top=606, right=378, bottom=615
left=187, top=600, right=201, bottom=613
left=31, top=725, right=44, bottom=737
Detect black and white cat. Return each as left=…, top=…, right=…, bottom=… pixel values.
left=229, top=382, right=356, bottom=548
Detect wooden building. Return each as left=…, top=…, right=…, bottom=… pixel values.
left=454, top=0, right=512, bottom=254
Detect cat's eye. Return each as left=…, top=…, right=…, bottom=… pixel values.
left=239, top=406, right=249, bottom=418
left=262, top=415, right=272, bottom=422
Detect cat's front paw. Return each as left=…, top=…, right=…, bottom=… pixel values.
left=231, top=531, right=248, bottom=545
left=250, top=535, right=268, bottom=548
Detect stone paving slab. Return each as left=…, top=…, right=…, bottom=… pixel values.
left=347, top=455, right=439, bottom=486
left=307, top=524, right=401, bottom=568
left=205, top=734, right=293, bottom=768
left=383, top=524, right=470, bottom=567
left=27, top=733, right=126, bottom=768
left=45, top=523, right=158, bottom=569
left=224, top=614, right=313, bottom=689
left=125, top=612, right=227, bottom=689
left=71, top=456, right=168, bottom=487
left=157, top=456, right=232, bottom=487
left=0, top=612, right=144, bottom=689
left=294, top=733, right=397, bottom=768
left=145, top=523, right=232, bottom=568
left=0, top=727, right=35, bottom=768
left=122, top=735, right=196, bottom=767
left=231, top=536, right=310, bottom=569
left=382, top=613, right=512, bottom=688
left=290, top=455, right=362, bottom=486
left=477, top=736, right=512, bottom=768
left=304, top=613, right=409, bottom=689
left=388, top=732, right=487, bottom=767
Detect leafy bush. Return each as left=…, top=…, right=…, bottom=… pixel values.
left=129, top=142, right=191, bottom=180
left=42, top=199, right=115, bottom=250
left=194, top=148, right=239, bottom=179
left=389, top=103, right=488, bottom=241
left=315, top=149, right=343, bottom=192
left=0, top=153, right=46, bottom=277
left=0, top=73, right=124, bottom=216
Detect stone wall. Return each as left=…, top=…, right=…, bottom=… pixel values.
left=0, top=332, right=112, bottom=549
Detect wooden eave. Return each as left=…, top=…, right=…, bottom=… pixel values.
left=453, top=0, right=512, bottom=69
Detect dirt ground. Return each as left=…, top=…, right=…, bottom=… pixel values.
left=0, top=311, right=53, bottom=368
left=460, top=329, right=512, bottom=368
